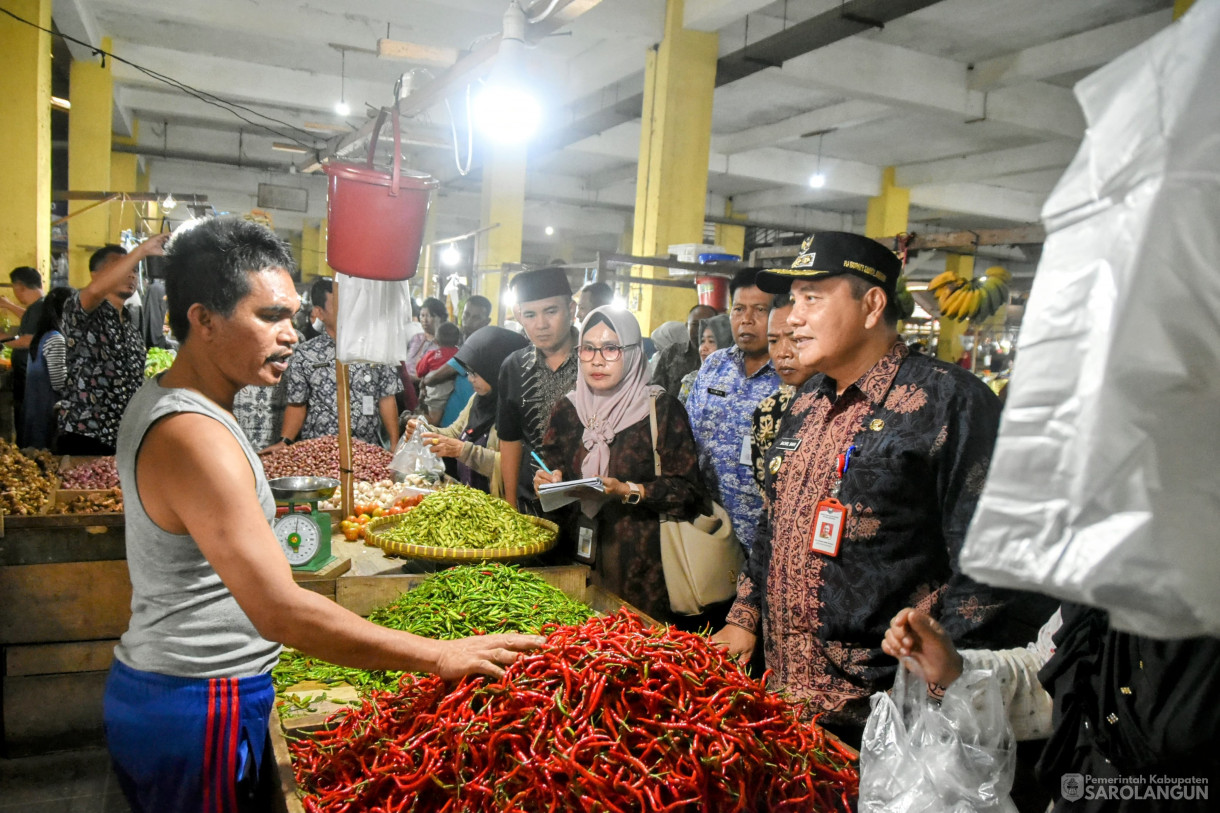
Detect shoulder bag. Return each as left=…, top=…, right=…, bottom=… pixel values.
left=648, top=395, right=745, bottom=615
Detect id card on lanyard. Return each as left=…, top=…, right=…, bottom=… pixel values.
left=810, top=445, right=855, bottom=557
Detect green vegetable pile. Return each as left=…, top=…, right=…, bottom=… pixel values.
left=375, top=483, right=554, bottom=550
left=273, top=564, right=593, bottom=696
left=144, top=347, right=175, bottom=378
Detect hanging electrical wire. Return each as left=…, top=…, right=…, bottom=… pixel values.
left=444, top=83, right=476, bottom=176
left=0, top=7, right=324, bottom=153
left=526, top=0, right=563, bottom=24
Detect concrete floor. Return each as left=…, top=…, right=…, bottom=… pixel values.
left=0, top=748, right=131, bottom=813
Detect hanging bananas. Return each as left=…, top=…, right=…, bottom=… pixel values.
left=928, top=265, right=1011, bottom=322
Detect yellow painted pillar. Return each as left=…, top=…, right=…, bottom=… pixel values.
left=1174, top=0, right=1195, bottom=19
left=937, top=253, right=975, bottom=363
left=714, top=201, right=747, bottom=260
left=300, top=222, right=320, bottom=282
left=477, top=141, right=526, bottom=324
left=631, top=0, right=717, bottom=334
left=864, top=167, right=909, bottom=241
left=68, top=38, right=115, bottom=287
left=0, top=0, right=53, bottom=279
left=110, top=135, right=139, bottom=242
left=288, top=232, right=304, bottom=280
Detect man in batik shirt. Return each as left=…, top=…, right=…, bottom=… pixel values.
left=649, top=302, right=716, bottom=397
left=684, top=269, right=779, bottom=553
left=713, top=232, right=1051, bottom=747
left=496, top=267, right=579, bottom=511
left=268, top=278, right=401, bottom=450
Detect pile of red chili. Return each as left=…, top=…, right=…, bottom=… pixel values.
left=289, top=611, right=857, bottom=812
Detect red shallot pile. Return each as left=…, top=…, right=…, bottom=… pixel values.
left=290, top=611, right=857, bottom=813
left=60, top=456, right=121, bottom=489
left=260, top=436, right=393, bottom=482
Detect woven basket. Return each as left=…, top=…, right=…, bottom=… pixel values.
left=368, top=512, right=559, bottom=562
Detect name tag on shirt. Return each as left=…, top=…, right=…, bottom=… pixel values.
left=810, top=498, right=846, bottom=557
left=739, top=435, right=752, bottom=466
left=361, top=395, right=376, bottom=416
left=774, top=437, right=802, bottom=452
left=708, top=387, right=728, bottom=397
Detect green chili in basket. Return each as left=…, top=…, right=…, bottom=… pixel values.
left=273, top=564, right=593, bottom=698
left=374, top=484, right=553, bottom=550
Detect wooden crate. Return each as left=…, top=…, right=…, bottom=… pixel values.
left=2, top=640, right=119, bottom=756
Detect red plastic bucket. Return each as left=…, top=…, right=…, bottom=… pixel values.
left=696, top=275, right=730, bottom=311
left=324, top=104, right=439, bottom=281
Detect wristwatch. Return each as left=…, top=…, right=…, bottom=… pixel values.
left=280, top=436, right=295, bottom=446
left=622, top=483, right=643, bottom=505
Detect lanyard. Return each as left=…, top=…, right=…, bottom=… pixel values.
left=830, top=445, right=856, bottom=499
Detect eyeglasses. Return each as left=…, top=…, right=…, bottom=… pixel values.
left=577, top=342, right=634, bottom=362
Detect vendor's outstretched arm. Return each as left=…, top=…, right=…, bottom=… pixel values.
left=138, top=412, right=541, bottom=679
left=81, top=233, right=169, bottom=313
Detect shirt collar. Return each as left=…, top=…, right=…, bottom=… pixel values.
left=814, top=340, right=908, bottom=405
left=525, top=326, right=579, bottom=372
left=728, top=344, right=775, bottom=379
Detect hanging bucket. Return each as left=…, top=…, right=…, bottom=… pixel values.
left=324, top=104, right=439, bottom=281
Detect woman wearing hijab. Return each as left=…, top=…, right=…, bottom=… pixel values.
left=678, top=314, right=733, bottom=403
left=403, top=326, right=529, bottom=499
left=535, top=306, right=707, bottom=621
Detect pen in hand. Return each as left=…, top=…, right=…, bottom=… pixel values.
left=530, top=451, right=552, bottom=474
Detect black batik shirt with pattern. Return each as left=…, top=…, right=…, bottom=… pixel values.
left=727, top=341, right=1048, bottom=728
left=59, top=293, right=146, bottom=448
left=750, top=383, right=798, bottom=489
left=285, top=333, right=402, bottom=445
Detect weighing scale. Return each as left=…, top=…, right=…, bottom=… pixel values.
left=268, top=477, right=339, bottom=572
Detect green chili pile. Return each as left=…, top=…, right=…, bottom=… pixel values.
left=273, top=564, right=594, bottom=695
left=290, top=611, right=858, bottom=812
left=374, top=483, right=553, bottom=550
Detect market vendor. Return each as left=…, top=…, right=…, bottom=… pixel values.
left=404, top=325, right=529, bottom=499
left=496, top=267, right=579, bottom=512
left=105, top=217, right=541, bottom=813
left=266, top=277, right=401, bottom=453
left=712, top=231, right=1051, bottom=747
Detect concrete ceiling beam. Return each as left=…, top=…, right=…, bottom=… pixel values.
left=894, top=141, right=1079, bottom=187
left=909, top=183, right=1044, bottom=224
left=968, top=10, right=1172, bottom=90
left=712, top=100, right=893, bottom=155
left=683, top=0, right=780, bottom=32
left=777, top=38, right=1086, bottom=140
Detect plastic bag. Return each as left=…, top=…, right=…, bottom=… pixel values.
left=959, top=0, right=1220, bottom=638
left=389, top=423, right=445, bottom=481
left=859, top=666, right=1017, bottom=813
left=334, top=271, right=414, bottom=365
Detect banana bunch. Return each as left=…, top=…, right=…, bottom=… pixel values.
left=927, top=265, right=1011, bottom=322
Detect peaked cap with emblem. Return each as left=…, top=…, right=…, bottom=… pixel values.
left=757, top=231, right=901, bottom=297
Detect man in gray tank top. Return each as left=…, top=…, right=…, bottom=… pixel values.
left=104, top=218, right=542, bottom=813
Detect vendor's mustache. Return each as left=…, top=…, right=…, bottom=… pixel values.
left=266, top=352, right=293, bottom=363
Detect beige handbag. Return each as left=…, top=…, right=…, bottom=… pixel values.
left=648, top=396, right=746, bottom=616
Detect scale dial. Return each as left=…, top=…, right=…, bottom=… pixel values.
left=274, top=513, right=321, bottom=566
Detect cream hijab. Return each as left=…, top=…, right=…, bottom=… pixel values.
left=566, top=307, right=663, bottom=503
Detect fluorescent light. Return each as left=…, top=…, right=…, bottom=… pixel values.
left=808, top=173, right=826, bottom=188
left=334, top=101, right=351, bottom=117
left=441, top=245, right=461, bottom=266
left=272, top=142, right=309, bottom=154
left=545, top=225, right=554, bottom=236
left=50, top=96, right=71, bottom=111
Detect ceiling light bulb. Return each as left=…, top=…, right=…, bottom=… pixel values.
left=162, top=193, right=177, bottom=211
left=441, top=245, right=461, bottom=266
left=334, top=100, right=351, bottom=117
left=545, top=226, right=554, bottom=236
left=808, top=173, right=826, bottom=189
left=473, top=84, right=540, bottom=143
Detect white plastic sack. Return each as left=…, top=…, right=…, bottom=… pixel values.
left=334, top=272, right=413, bottom=365
left=960, top=0, right=1220, bottom=639
left=859, top=667, right=1017, bottom=813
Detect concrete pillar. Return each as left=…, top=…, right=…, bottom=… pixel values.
left=478, top=142, right=527, bottom=323
left=714, top=201, right=747, bottom=260
left=630, top=0, right=718, bottom=333
left=110, top=129, right=140, bottom=242
left=0, top=0, right=52, bottom=279
left=68, top=38, right=115, bottom=287
left=864, top=167, right=909, bottom=241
